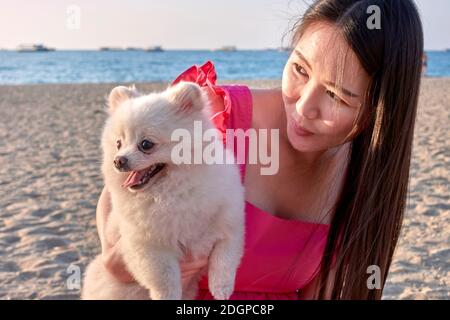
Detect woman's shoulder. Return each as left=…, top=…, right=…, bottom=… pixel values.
left=249, top=87, right=283, bottom=110
left=207, top=85, right=283, bottom=132
left=249, top=87, right=283, bottom=129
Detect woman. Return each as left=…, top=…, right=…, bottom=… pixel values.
left=95, top=0, right=423, bottom=299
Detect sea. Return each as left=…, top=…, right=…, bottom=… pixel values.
left=0, top=50, right=448, bottom=85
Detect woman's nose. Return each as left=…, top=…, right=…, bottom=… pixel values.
left=295, top=83, right=320, bottom=120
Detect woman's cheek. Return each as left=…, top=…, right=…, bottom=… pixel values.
left=322, top=108, right=357, bottom=143
left=282, top=77, right=298, bottom=102
left=282, top=63, right=306, bottom=100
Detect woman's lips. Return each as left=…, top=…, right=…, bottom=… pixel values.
left=292, top=120, right=314, bottom=137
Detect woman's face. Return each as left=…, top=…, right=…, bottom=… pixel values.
left=282, top=22, right=370, bottom=153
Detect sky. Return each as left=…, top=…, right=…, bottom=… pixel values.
left=0, top=0, right=449, bottom=50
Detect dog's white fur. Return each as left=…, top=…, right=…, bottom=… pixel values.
left=82, top=82, right=245, bottom=300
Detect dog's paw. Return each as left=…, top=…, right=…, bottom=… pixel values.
left=209, top=281, right=234, bottom=300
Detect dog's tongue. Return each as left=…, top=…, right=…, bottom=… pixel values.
left=122, top=171, right=144, bottom=188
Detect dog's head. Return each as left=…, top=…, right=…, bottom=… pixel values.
left=101, top=81, right=209, bottom=192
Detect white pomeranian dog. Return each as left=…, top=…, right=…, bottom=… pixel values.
left=82, top=82, right=245, bottom=300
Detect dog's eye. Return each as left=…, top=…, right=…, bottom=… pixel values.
left=116, top=140, right=121, bottom=150
left=140, top=139, right=154, bottom=151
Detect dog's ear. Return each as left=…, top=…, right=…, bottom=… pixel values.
left=165, top=81, right=205, bottom=112
left=107, top=85, right=139, bottom=112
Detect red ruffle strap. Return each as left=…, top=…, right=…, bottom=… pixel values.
left=171, top=61, right=230, bottom=140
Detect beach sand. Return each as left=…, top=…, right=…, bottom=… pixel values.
left=0, top=79, right=448, bottom=300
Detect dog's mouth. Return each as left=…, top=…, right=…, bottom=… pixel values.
left=121, top=163, right=166, bottom=191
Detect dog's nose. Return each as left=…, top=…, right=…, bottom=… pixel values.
left=114, top=156, right=128, bottom=170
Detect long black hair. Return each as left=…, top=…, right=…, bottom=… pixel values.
left=290, top=0, right=424, bottom=299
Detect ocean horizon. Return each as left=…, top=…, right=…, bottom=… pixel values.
left=0, top=49, right=448, bottom=85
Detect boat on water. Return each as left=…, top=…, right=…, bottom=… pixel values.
left=146, top=46, right=164, bottom=52
left=215, top=45, right=237, bottom=52
left=99, top=47, right=123, bottom=51
left=17, top=44, right=55, bottom=52
left=125, top=47, right=143, bottom=51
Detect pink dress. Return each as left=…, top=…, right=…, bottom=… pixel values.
left=173, top=62, right=330, bottom=300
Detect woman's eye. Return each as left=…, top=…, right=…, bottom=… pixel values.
left=116, top=140, right=121, bottom=150
left=140, top=139, right=154, bottom=151
left=293, top=63, right=308, bottom=77
left=326, top=90, right=344, bottom=104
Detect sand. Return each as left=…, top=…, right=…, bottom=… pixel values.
left=0, top=79, right=448, bottom=300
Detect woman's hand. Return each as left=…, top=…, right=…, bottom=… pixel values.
left=96, top=187, right=209, bottom=286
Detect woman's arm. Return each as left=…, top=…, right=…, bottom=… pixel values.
left=96, top=186, right=113, bottom=252
left=96, top=186, right=135, bottom=282
left=250, top=88, right=284, bottom=130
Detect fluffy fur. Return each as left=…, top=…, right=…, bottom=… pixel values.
left=81, top=82, right=245, bottom=300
